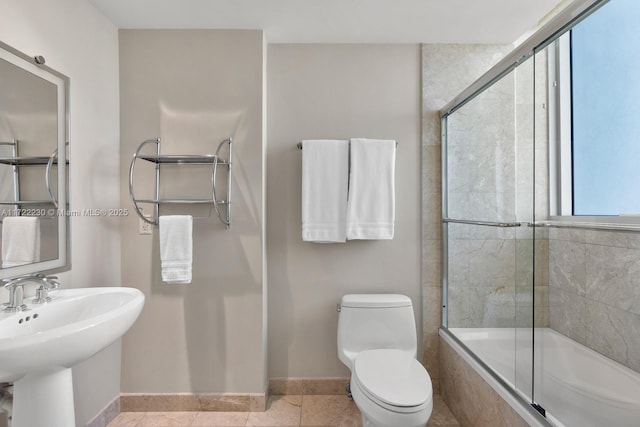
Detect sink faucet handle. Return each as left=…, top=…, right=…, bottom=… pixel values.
left=33, top=275, right=60, bottom=304
left=33, top=286, right=52, bottom=304
left=3, top=282, right=27, bottom=312
left=43, top=276, right=60, bottom=289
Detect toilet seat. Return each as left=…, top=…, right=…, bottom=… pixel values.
left=353, top=349, right=432, bottom=414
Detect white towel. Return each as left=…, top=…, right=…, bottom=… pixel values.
left=159, top=215, right=193, bottom=284
left=346, top=138, right=396, bottom=240
left=1, top=216, right=41, bottom=268
left=302, top=139, right=349, bottom=243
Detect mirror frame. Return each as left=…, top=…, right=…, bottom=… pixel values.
left=0, top=40, right=69, bottom=279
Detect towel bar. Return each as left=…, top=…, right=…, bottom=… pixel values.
left=297, top=140, right=398, bottom=149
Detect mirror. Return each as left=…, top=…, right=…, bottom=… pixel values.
left=0, top=40, right=68, bottom=278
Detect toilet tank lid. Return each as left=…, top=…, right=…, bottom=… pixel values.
left=341, top=294, right=412, bottom=308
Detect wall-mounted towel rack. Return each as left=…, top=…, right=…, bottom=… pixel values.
left=296, top=140, right=398, bottom=149
left=128, top=137, right=233, bottom=228
left=0, top=139, right=68, bottom=210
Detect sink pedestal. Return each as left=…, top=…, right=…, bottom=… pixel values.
left=12, top=368, right=75, bottom=427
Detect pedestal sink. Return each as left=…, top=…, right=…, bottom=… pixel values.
left=0, top=287, right=145, bottom=427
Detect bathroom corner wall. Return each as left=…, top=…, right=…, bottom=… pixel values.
left=119, top=30, right=267, bottom=396
left=266, top=44, right=422, bottom=379
left=0, top=0, right=121, bottom=425
left=421, top=44, right=512, bottom=393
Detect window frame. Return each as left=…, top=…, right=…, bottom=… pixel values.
left=549, top=34, right=573, bottom=218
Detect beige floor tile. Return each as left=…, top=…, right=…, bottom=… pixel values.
left=137, top=411, right=198, bottom=427
left=246, top=395, right=302, bottom=427
left=191, top=411, right=249, bottom=426
left=300, top=395, right=361, bottom=427
left=427, top=395, right=459, bottom=426
left=107, top=412, right=145, bottom=427
left=106, top=393, right=451, bottom=427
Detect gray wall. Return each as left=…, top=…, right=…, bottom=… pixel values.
left=0, top=0, right=122, bottom=424
left=119, top=30, right=267, bottom=394
left=267, top=44, right=422, bottom=378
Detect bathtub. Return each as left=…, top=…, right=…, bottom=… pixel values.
left=447, top=327, right=640, bottom=427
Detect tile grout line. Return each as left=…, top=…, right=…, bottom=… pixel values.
left=298, top=394, right=304, bottom=427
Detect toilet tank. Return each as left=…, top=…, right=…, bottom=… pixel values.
left=337, top=294, right=417, bottom=370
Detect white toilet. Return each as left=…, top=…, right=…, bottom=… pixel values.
left=337, top=294, right=433, bottom=427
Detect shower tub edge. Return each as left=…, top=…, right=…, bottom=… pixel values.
left=438, top=328, right=548, bottom=427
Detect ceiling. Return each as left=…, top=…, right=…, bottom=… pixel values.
left=88, top=0, right=564, bottom=44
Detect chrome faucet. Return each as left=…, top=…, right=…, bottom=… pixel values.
left=2, top=274, right=60, bottom=312
left=33, top=274, right=60, bottom=304
left=3, top=281, right=27, bottom=313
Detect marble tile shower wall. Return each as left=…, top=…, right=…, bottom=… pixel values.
left=447, top=225, right=550, bottom=328
left=549, top=228, right=640, bottom=373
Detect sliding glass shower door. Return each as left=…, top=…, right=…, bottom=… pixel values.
left=442, top=55, right=540, bottom=409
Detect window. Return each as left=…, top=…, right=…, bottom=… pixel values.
left=553, top=0, right=640, bottom=217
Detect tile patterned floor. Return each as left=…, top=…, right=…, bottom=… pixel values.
left=107, top=394, right=459, bottom=427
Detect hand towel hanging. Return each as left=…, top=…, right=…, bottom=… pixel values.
left=159, top=215, right=193, bottom=284
left=301, top=139, right=349, bottom=243
left=346, top=138, right=396, bottom=240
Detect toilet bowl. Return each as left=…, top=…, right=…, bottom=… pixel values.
left=351, top=349, right=432, bottom=427
left=337, top=294, right=433, bottom=427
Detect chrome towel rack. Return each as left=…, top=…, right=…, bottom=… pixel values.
left=296, top=140, right=398, bottom=149
left=128, top=137, right=233, bottom=227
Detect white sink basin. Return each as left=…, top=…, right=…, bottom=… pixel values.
left=0, top=286, right=144, bottom=427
